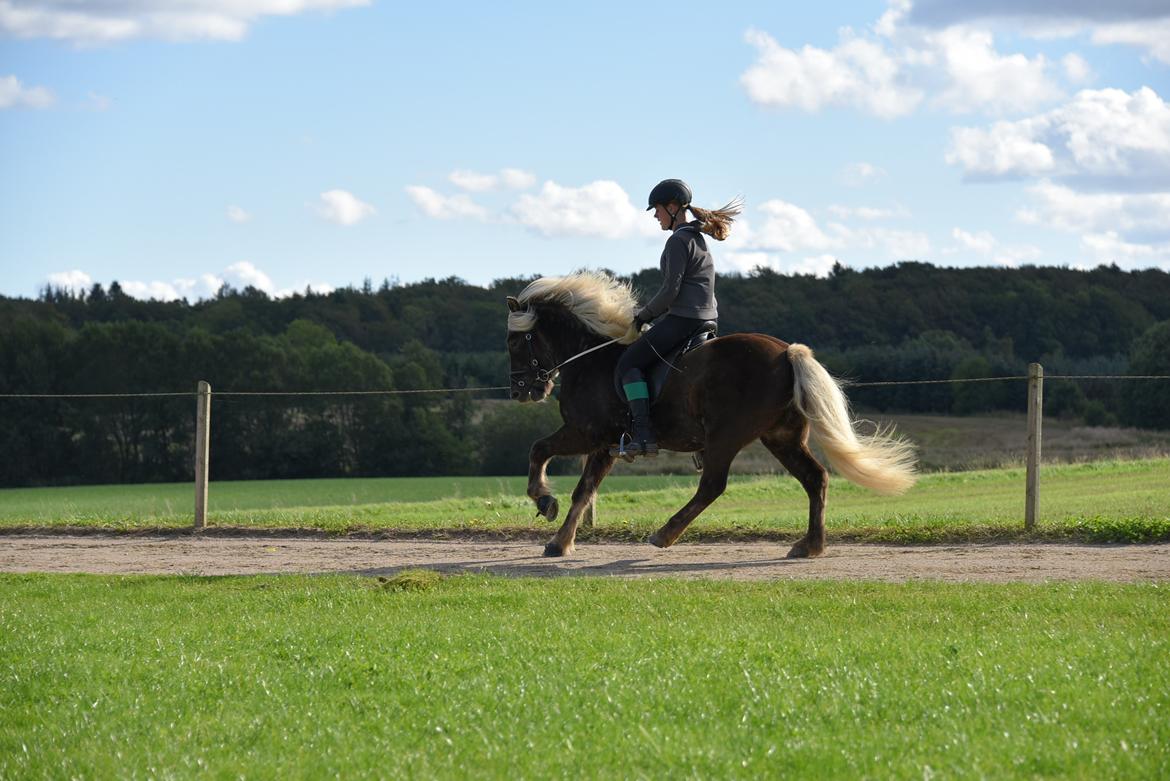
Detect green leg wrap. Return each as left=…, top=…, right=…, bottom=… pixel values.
left=622, top=381, right=649, bottom=401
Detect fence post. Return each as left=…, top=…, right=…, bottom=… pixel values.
left=194, top=380, right=211, bottom=531
left=581, top=496, right=596, bottom=529
left=1025, top=363, right=1043, bottom=531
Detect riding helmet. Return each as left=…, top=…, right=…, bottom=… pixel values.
left=646, top=179, right=692, bottom=211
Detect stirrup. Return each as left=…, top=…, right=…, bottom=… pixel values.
left=609, top=432, right=657, bottom=462
left=610, top=432, right=637, bottom=463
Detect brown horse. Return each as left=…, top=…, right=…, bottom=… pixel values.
left=505, top=271, right=916, bottom=558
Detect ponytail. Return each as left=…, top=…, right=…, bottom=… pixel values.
left=688, top=197, right=743, bottom=241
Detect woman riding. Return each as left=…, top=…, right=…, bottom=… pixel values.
left=617, top=178, right=742, bottom=457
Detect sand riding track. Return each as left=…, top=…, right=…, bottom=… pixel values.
left=1, top=533, right=1168, bottom=582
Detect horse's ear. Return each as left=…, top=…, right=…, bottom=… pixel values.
left=506, top=296, right=521, bottom=312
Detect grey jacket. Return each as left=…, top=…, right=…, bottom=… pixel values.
left=636, top=222, right=718, bottom=321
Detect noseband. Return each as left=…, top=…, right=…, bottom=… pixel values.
left=510, top=331, right=621, bottom=390
left=510, top=333, right=554, bottom=390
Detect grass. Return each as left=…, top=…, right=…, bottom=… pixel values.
left=1, top=574, right=1166, bottom=779
left=2, top=459, right=1168, bottom=544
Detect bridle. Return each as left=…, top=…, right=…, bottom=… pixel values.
left=510, top=332, right=553, bottom=391
left=510, top=331, right=621, bottom=390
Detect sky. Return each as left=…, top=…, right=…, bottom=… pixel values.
left=1, top=0, right=1169, bottom=301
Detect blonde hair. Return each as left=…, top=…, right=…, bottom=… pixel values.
left=508, top=271, right=640, bottom=344
left=688, top=197, right=743, bottom=241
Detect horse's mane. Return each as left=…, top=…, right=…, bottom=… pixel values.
left=508, top=271, right=639, bottom=345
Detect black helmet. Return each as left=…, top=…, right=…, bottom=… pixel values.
left=646, top=179, right=692, bottom=211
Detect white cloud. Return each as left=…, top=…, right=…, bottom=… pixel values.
left=66, top=265, right=335, bottom=302
left=1017, top=180, right=1170, bottom=237
left=793, top=254, right=840, bottom=277
left=751, top=199, right=842, bottom=252
left=448, top=170, right=497, bottom=192
left=225, top=261, right=273, bottom=292
left=741, top=9, right=1066, bottom=119
left=947, top=87, right=1170, bottom=186
left=1081, top=231, right=1170, bottom=268
left=1091, top=20, right=1170, bottom=64
left=500, top=168, right=536, bottom=189
left=945, top=227, right=1042, bottom=266
left=946, top=120, right=1055, bottom=176
left=405, top=185, right=488, bottom=220
left=727, top=198, right=928, bottom=264
left=448, top=167, right=536, bottom=192
left=46, top=269, right=91, bottom=294
left=841, top=162, right=887, bottom=186
left=0, top=74, right=54, bottom=109
left=741, top=28, right=922, bottom=119
left=854, top=227, right=933, bottom=259
left=316, top=189, right=376, bottom=226
left=511, top=180, right=658, bottom=239
left=227, top=205, right=251, bottom=224
left=905, top=1, right=1170, bottom=64
left=723, top=252, right=841, bottom=278
left=827, top=204, right=908, bottom=220
left=929, top=26, right=1061, bottom=115
left=952, top=227, right=997, bottom=254
left=1061, top=53, right=1093, bottom=84
left=0, top=0, right=370, bottom=44
left=121, top=280, right=183, bottom=300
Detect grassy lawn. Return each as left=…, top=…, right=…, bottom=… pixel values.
left=1, top=574, right=1166, bottom=779
left=2, top=459, right=1167, bottom=543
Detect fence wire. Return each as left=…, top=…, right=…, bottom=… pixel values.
left=0, top=376, right=1167, bottom=400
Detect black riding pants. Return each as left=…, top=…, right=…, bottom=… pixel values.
left=616, top=314, right=711, bottom=392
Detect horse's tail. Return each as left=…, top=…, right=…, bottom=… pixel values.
left=786, top=343, right=917, bottom=495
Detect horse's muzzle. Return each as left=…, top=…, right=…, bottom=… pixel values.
left=511, top=382, right=551, bottom=403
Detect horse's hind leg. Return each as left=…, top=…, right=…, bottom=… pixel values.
left=648, top=445, right=736, bottom=549
left=544, top=448, right=615, bottom=558
left=761, top=429, right=828, bottom=558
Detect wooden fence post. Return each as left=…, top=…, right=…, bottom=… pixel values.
left=574, top=454, right=596, bottom=529
left=194, top=380, right=211, bottom=531
left=1025, top=363, right=1043, bottom=531
left=581, top=496, right=596, bottom=529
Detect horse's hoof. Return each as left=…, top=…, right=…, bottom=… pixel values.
left=535, top=495, right=559, bottom=522
left=543, top=541, right=572, bottom=557
left=786, top=539, right=825, bottom=559
left=648, top=531, right=672, bottom=549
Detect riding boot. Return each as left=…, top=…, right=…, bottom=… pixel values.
left=622, top=381, right=658, bottom=458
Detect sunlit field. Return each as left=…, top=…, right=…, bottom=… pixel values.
left=2, top=459, right=1167, bottom=543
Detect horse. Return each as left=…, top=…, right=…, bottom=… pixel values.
left=505, top=271, right=917, bottom=558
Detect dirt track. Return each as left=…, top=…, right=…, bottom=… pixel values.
left=1, top=534, right=1168, bottom=582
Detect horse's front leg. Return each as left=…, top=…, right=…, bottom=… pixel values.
left=527, top=425, right=592, bottom=522
left=544, top=448, right=616, bottom=558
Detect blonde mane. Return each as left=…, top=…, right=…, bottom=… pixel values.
left=508, top=271, right=640, bottom=345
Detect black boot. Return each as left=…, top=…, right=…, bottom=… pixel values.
left=627, top=396, right=658, bottom=458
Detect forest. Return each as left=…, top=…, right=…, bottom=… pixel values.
left=2, top=262, right=1168, bottom=486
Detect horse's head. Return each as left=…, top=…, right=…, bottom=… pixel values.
left=506, top=296, right=556, bottom=403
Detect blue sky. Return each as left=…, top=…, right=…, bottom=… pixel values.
left=2, top=0, right=1168, bottom=300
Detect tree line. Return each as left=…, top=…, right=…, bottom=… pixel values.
left=2, top=262, right=1168, bottom=486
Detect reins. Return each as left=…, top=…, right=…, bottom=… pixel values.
left=512, top=333, right=621, bottom=385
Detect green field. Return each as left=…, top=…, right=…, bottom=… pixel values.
left=2, top=459, right=1168, bottom=543
left=1, top=574, right=1166, bottom=779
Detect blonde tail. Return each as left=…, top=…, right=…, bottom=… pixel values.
left=787, top=344, right=917, bottom=495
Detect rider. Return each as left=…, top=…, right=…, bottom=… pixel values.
left=617, top=179, right=741, bottom=457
